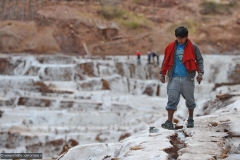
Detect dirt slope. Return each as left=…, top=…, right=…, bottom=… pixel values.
left=0, top=0, right=239, bottom=55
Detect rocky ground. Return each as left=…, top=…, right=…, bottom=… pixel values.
left=58, top=108, right=240, bottom=160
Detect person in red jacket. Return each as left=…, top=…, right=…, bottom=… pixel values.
left=135, top=50, right=141, bottom=64
left=159, top=26, right=204, bottom=130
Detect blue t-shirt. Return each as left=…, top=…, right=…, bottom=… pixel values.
left=173, top=43, right=187, bottom=77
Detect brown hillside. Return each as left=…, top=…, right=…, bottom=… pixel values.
left=0, top=0, right=239, bottom=55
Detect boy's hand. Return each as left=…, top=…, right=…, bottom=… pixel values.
left=196, top=73, right=203, bottom=84
left=160, top=74, right=165, bottom=83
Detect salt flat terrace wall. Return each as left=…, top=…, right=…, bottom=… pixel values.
left=0, top=55, right=162, bottom=96
left=0, top=55, right=239, bottom=97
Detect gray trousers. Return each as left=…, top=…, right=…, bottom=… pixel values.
left=166, top=77, right=196, bottom=111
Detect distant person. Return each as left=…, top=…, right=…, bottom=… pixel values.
left=156, top=52, right=160, bottom=65
left=151, top=51, right=159, bottom=65
left=136, top=50, right=141, bottom=64
left=159, top=26, right=204, bottom=130
left=147, top=50, right=152, bottom=64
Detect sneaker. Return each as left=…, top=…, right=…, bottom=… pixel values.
left=187, top=118, right=194, bottom=128
left=161, top=120, right=174, bottom=130
left=149, top=127, right=159, bottom=133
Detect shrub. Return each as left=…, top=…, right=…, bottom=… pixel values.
left=120, top=13, right=150, bottom=29
left=122, top=20, right=141, bottom=29
left=134, top=0, right=148, bottom=5
left=200, top=0, right=238, bottom=15
left=100, top=6, right=125, bottom=20
left=99, top=6, right=151, bottom=30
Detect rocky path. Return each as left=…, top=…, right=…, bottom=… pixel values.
left=58, top=109, right=240, bottom=160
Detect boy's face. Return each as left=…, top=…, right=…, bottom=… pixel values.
left=176, top=36, right=188, bottom=45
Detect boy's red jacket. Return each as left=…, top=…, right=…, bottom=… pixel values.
left=161, top=39, right=200, bottom=75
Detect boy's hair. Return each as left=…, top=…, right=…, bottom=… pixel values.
left=175, top=26, right=188, bottom=38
